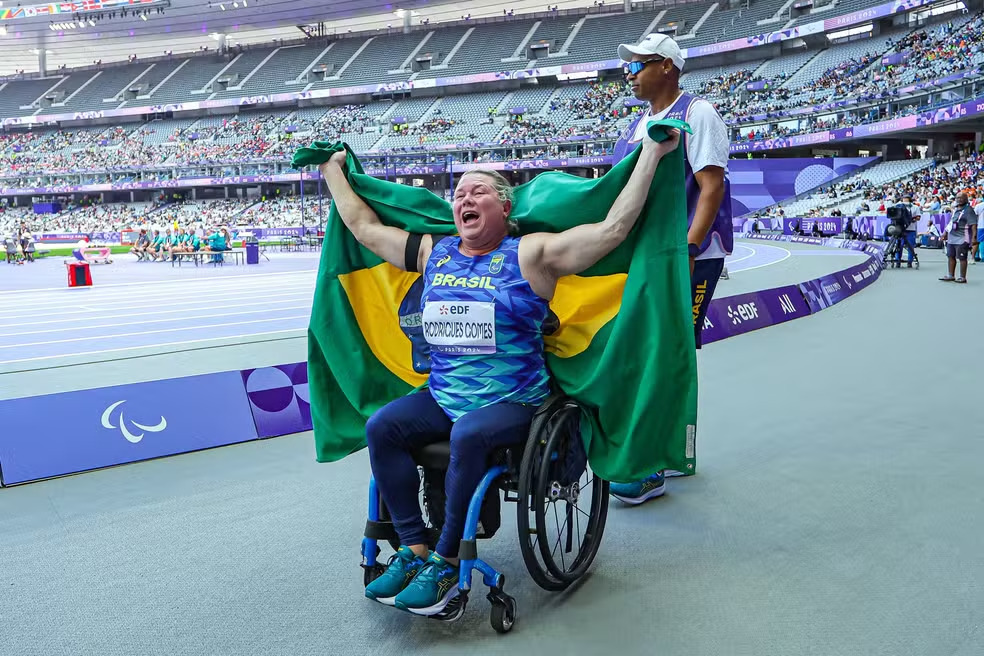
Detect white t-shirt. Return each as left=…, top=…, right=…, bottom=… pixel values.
left=631, top=92, right=731, bottom=260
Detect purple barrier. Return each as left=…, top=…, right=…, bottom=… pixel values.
left=249, top=227, right=308, bottom=239
left=702, top=285, right=810, bottom=344
left=700, top=234, right=886, bottom=343
left=241, top=363, right=312, bottom=438
left=0, top=371, right=258, bottom=485
left=799, top=256, right=883, bottom=312
left=39, top=232, right=89, bottom=242
left=781, top=217, right=844, bottom=235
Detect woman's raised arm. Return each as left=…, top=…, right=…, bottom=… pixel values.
left=320, top=151, right=432, bottom=272
left=522, top=129, right=679, bottom=281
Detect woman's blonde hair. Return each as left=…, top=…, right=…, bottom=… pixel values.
left=458, top=169, right=520, bottom=236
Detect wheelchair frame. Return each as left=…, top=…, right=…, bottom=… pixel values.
left=360, top=394, right=610, bottom=634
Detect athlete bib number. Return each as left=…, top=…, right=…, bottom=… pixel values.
left=421, top=301, right=496, bottom=354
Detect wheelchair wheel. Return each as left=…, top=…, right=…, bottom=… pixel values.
left=517, top=398, right=609, bottom=591
left=489, top=591, right=517, bottom=634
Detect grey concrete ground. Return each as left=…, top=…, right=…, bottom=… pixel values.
left=0, top=248, right=981, bottom=656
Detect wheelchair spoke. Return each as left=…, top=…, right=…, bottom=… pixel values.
left=551, top=502, right=569, bottom=571
left=574, top=500, right=582, bottom=553
left=573, top=505, right=594, bottom=521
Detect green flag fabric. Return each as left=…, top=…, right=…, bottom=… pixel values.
left=301, top=121, right=698, bottom=483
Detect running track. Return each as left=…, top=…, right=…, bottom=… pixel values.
left=0, top=243, right=791, bottom=367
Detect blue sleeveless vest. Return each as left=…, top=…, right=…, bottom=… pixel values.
left=420, top=236, right=551, bottom=420
left=613, top=92, right=734, bottom=257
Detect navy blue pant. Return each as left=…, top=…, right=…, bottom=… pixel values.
left=692, top=258, right=724, bottom=349
left=895, top=231, right=916, bottom=264
left=365, top=391, right=535, bottom=558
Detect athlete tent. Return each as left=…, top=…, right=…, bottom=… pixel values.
left=294, top=121, right=698, bottom=483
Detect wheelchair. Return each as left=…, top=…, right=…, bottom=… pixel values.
left=360, top=394, right=610, bottom=633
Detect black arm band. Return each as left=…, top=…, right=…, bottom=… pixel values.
left=405, top=232, right=423, bottom=273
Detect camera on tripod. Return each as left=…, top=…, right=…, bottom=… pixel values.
left=883, top=203, right=919, bottom=268
left=885, top=205, right=912, bottom=236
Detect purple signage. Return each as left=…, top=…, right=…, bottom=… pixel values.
left=0, top=371, right=258, bottom=485
left=241, top=363, right=311, bottom=438
left=728, top=157, right=872, bottom=215
left=821, top=0, right=934, bottom=30
left=799, top=257, right=883, bottom=312
left=881, top=52, right=907, bottom=66
left=898, top=68, right=980, bottom=95
left=781, top=217, right=845, bottom=235
left=745, top=80, right=773, bottom=91
left=702, top=285, right=810, bottom=344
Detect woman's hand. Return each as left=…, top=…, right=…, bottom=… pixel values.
left=319, top=150, right=347, bottom=177
left=329, top=150, right=347, bottom=167
left=643, top=128, right=681, bottom=159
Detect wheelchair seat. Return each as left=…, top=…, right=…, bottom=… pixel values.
left=411, top=441, right=525, bottom=471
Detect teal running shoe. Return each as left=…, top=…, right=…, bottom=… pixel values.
left=365, top=546, right=428, bottom=606
left=393, top=553, right=460, bottom=616
left=610, top=471, right=666, bottom=505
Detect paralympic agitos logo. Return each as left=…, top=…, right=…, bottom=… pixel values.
left=100, top=400, right=168, bottom=444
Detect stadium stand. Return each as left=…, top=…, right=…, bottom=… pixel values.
left=3, top=0, right=983, bottom=231
left=776, top=159, right=935, bottom=217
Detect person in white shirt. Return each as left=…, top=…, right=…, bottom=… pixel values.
left=609, top=33, right=733, bottom=504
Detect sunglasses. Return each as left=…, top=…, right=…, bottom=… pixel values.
left=624, top=57, right=665, bottom=76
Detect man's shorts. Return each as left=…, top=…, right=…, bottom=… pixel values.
left=946, top=243, right=970, bottom=260
left=691, top=258, right=724, bottom=349
left=977, top=228, right=984, bottom=244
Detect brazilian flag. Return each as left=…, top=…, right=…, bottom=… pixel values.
left=297, top=121, right=698, bottom=483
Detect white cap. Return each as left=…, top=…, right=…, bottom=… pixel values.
left=617, top=33, right=685, bottom=72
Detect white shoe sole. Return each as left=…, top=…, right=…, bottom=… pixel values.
left=402, top=588, right=459, bottom=616
left=611, top=483, right=666, bottom=505
left=370, top=595, right=397, bottom=606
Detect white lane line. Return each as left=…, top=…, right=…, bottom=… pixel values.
left=0, top=295, right=314, bottom=327
left=0, top=269, right=316, bottom=296
left=12, top=284, right=314, bottom=313
left=724, top=244, right=757, bottom=267
left=0, top=306, right=310, bottom=337
left=0, top=314, right=310, bottom=350
left=731, top=244, right=792, bottom=272
left=0, top=329, right=307, bottom=365
left=13, top=273, right=314, bottom=301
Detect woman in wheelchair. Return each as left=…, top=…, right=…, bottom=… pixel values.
left=319, top=130, right=678, bottom=616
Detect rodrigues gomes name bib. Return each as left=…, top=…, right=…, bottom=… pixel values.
left=421, top=300, right=496, bottom=354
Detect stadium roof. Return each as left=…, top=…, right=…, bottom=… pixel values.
left=0, top=0, right=608, bottom=75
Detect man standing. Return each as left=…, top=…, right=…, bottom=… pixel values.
left=940, top=192, right=978, bottom=283
left=609, top=33, right=733, bottom=504
left=896, top=194, right=919, bottom=268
